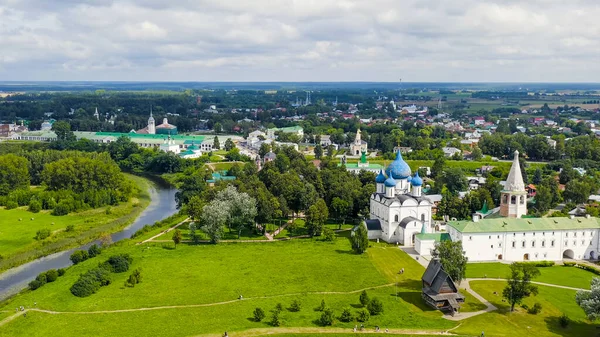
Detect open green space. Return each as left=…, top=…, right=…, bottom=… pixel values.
left=0, top=174, right=151, bottom=271
left=455, top=281, right=597, bottom=337
left=466, top=263, right=596, bottom=289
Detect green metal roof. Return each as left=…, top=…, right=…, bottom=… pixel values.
left=448, top=217, right=600, bottom=234
left=415, top=233, right=451, bottom=241
left=270, top=126, right=303, bottom=133
left=95, top=132, right=205, bottom=142
left=340, top=162, right=384, bottom=170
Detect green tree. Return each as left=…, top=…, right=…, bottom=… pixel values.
left=323, top=228, right=336, bottom=241
left=331, top=197, right=350, bottom=229
left=471, top=146, right=483, bottom=161
left=186, top=195, right=204, bottom=221
left=258, top=142, right=270, bottom=158
left=214, top=186, right=257, bottom=239
left=200, top=200, right=229, bottom=243
left=432, top=156, right=446, bottom=179
left=305, top=198, right=328, bottom=237
left=564, top=179, right=591, bottom=204
left=576, top=277, right=600, bottom=320
left=339, top=307, right=353, bottom=322
left=213, top=122, right=222, bottom=134
left=213, top=136, right=220, bottom=150
left=318, top=307, right=334, bottom=326
left=172, top=229, right=182, bottom=248
left=327, top=145, right=335, bottom=158
left=532, top=168, right=542, bottom=185
left=432, top=240, right=468, bottom=284
left=503, top=263, right=541, bottom=312
left=359, top=290, right=370, bottom=307
left=314, top=144, right=323, bottom=159
left=224, top=138, right=235, bottom=151
left=0, top=154, right=30, bottom=195
left=440, top=167, right=467, bottom=193
left=351, top=223, right=369, bottom=254
left=367, top=297, right=384, bottom=315
left=270, top=310, right=281, bottom=327
left=253, top=307, right=266, bottom=322
left=559, top=165, right=577, bottom=184
left=52, top=120, right=76, bottom=142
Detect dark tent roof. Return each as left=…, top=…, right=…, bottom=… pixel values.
left=422, top=259, right=459, bottom=295
left=365, top=219, right=382, bottom=231
left=398, top=216, right=420, bottom=228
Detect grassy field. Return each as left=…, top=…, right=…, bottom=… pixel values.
left=466, top=263, right=596, bottom=289
left=0, top=175, right=151, bottom=271
left=455, top=281, right=597, bottom=337
left=0, top=237, right=456, bottom=336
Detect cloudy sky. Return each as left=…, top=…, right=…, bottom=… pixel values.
left=1, top=0, right=599, bottom=82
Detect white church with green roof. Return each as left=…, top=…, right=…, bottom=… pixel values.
left=416, top=150, right=600, bottom=262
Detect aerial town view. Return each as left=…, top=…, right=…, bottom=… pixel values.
left=2, top=1, right=600, bottom=337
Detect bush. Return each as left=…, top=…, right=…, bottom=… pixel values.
left=35, top=228, right=51, bottom=240
left=35, top=272, right=47, bottom=285
left=87, top=244, right=102, bottom=258
left=316, top=299, right=326, bottom=312
left=275, top=303, right=284, bottom=313
left=103, top=254, right=133, bottom=273
left=559, top=313, right=570, bottom=328
left=5, top=200, right=18, bottom=210
left=318, top=307, right=334, bottom=326
left=356, top=308, right=370, bottom=322
left=323, top=228, right=336, bottom=242
left=105, top=206, right=112, bottom=215
left=563, top=261, right=600, bottom=275
left=528, top=302, right=542, bottom=315
left=524, top=261, right=554, bottom=267
left=359, top=290, right=370, bottom=307
left=289, top=299, right=302, bottom=312
left=339, top=307, right=353, bottom=322
left=45, top=269, right=59, bottom=283
left=70, top=267, right=111, bottom=297
left=52, top=201, right=70, bottom=216
left=520, top=303, right=529, bottom=310
left=57, top=268, right=66, bottom=276
left=253, top=307, right=266, bottom=322
left=70, top=250, right=89, bottom=265
left=367, top=297, right=384, bottom=315
left=270, top=311, right=281, bottom=327
left=28, top=200, right=41, bottom=213
left=28, top=280, right=42, bottom=290
left=65, top=224, right=75, bottom=232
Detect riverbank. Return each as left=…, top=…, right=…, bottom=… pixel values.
left=0, top=174, right=152, bottom=273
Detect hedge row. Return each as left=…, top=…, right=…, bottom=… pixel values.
left=70, top=254, right=133, bottom=297
left=563, top=261, right=600, bottom=275
left=29, top=268, right=65, bottom=290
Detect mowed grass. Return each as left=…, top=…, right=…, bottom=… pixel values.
left=466, top=263, right=596, bottom=289
left=0, top=239, right=457, bottom=336
left=454, top=281, right=597, bottom=337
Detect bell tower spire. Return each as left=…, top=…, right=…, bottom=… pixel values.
left=499, top=150, right=527, bottom=218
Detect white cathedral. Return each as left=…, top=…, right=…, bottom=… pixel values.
left=366, top=150, right=433, bottom=245
left=365, top=150, right=600, bottom=262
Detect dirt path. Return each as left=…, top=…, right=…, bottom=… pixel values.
left=191, top=327, right=461, bottom=337
left=466, top=278, right=589, bottom=292
left=137, top=218, right=190, bottom=245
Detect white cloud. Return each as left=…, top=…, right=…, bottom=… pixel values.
left=0, top=0, right=599, bottom=81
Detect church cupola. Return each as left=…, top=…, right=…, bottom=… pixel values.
left=411, top=172, right=423, bottom=197
left=147, top=107, right=156, bottom=135
left=375, top=169, right=386, bottom=193
left=499, top=150, right=527, bottom=218
left=384, top=176, right=397, bottom=198
left=386, top=150, right=411, bottom=194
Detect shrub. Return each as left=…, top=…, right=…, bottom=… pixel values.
left=57, top=268, right=66, bottom=276
left=339, top=307, right=353, bottom=322
left=367, top=298, right=384, bottom=315
left=87, top=244, right=102, bottom=258
left=527, top=302, right=542, bottom=315
left=323, top=228, right=336, bottom=242
left=253, top=307, right=266, bottom=322
left=562, top=261, right=600, bottom=275
left=318, top=307, right=334, bottom=326
left=356, top=308, right=370, bottom=322
left=28, top=280, right=42, bottom=290
left=290, top=299, right=302, bottom=312
left=124, top=269, right=142, bottom=287
left=105, top=206, right=112, bottom=215
left=559, top=313, right=570, bottom=328
left=35, top=228, right=51, bottom=240
left=52, top=201, right=70, bottom=216
left=28, top=200, right=41, bottom=213
left=45, top=269, right=59, bottom=283
left=65, top=224, right=75, bottom=232
left=270, top=311, right=281, bottom=327
left=103, top=254, right=133, bottom=273
left=70, top=250, right=89, bottom=265
left=35, top=272, right=47, bottom=285
left=70, top=267, right=111, bottom=297
left=520, top=303, right=529, bottom=310
left=524, top=261, right=555, bottom=267
left=275, top=303, right=283, bottom=313
left=359, top=290, right=370, bottom=307
left=5, top=200, right=18, bottom=210
left=316, top=299, right=326, bottom=312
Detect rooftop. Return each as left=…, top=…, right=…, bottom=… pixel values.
left=415, top=233, right=451, bottom=241
left=448, top=216, right=600, bottom=233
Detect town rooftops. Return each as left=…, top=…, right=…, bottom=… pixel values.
left=448, top=216, right=600, bottom=234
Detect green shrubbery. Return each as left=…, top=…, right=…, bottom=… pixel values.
left=102, top=254, right=132, bottom=273
left=356, top=308, right=370, bottom=322
left=35, top=228, right=51, bottom=240
left=71, top=254, right=134, bottom=297
left=339, top=307, right=353, bottom=322
left=359, top=290, right=370, bottom=307
left=289, top=299, right=302, bottom=312
left=523, top=261, right=555, bottom=267
left=87, top=244, right=102, bottom=258
left=28, top=269, right=63, bottom=290
left=28, top=199, right=41, bottom=213
left=563, top=261, right=600, bottom=275
left=5, top=200, right=18, bottom=210
left=318, top=307, right=334, bottom=326
left=70, top=250, right=89, bottom=265
left=124, top=269, right=142, bottom=287
left=367, top=297, right=384, bottom=315
left=528, top=302, right=542, bottom=315
left=253, top=307, right=265, bottom=322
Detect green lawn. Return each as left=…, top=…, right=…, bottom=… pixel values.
left=455, top=281, right=597, bottom=337
left=0, top=175, right=151, bottom=271
left=0, top=239, right=456, bottom=336
left=466, top=263, right=596, bottom=289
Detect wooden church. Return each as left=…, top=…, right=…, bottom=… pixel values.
left=421, top=258, right=465, bottom=315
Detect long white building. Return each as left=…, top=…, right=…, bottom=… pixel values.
left=415, top=150, right=600, bottom=262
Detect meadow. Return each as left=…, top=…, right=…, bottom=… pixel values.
left=0, top=175, right=151, bottom=271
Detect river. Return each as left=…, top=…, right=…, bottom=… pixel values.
left=0, top=179, right=178, bottom=301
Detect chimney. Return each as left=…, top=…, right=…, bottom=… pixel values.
left=472, top=213, right=480, bottom=222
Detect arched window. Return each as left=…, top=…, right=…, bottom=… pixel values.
left=421, top=214, right=426, bottom=221
left=394, top=214, right=399, bottom=222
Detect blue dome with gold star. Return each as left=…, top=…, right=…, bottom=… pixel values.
left=386, top=150, right=411, bottom=179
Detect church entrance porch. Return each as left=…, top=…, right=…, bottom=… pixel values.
left=563, top=249, right=575, bottom=259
